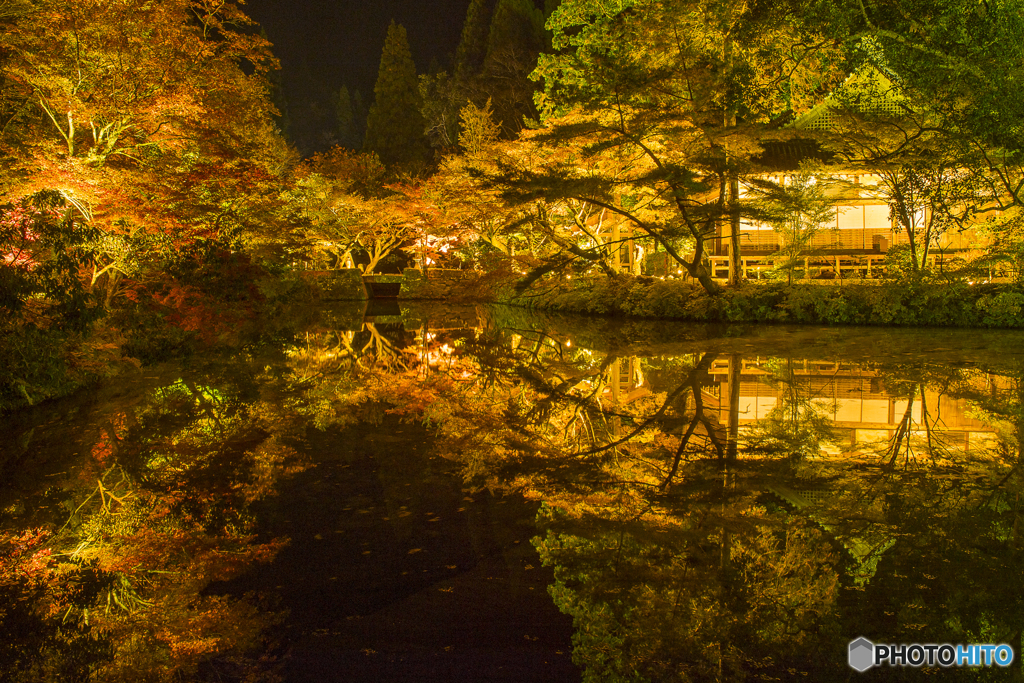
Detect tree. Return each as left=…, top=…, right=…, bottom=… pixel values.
left=418, top=70, right=462, bottom=153
left=807, top=0, right=1024, bottom=271
left=334, top=85, right=360, bottom=150
left=749, top=171, right=838, bottom=284
left=434, top=114, right=626, bottom=280
left=0, top=0, right=290, bottom=247
left=0, top=191, right=98, bottom=329
left=0, top=0, right=295, bottom=408
left=458, top=98, right=503, bottom=157
left=454, top=0, right=493, bottom=80
left=426, top=102, right=544, bottom=268
left=265, top=31, right=293, bottom=141
left=290, top=147, right=385, bottom=269
left=292, top=146, right=435, bottom=274
left=480, top=0, right=547, bottom=135
left=481, top=0, right=846, bottom=295
left=804, top=66, right=986, bottom=275
left=363, top=21, right=429, bottom=170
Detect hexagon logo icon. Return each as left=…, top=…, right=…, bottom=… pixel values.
left=849, top=637, right=875, bottom=672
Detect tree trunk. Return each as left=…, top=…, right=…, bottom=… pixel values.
left=728, top=173, right=741, bottom=286
left=724, top=31, right=741, bottom=287
left=691, top=260, right=722, bottom=296
left=726, top=353, right=741, bottom=460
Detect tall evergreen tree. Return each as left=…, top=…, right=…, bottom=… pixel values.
left=351, top=89, right=367, bottom=143
left=481, top=0, right=547, bottom=135
left=334, top=85, right=359, bottom=149
left=454, top=0, right=492, bottom=79
left=363, top=21, right=428, bottom=169
left=485, top=0, right=545, bottom=62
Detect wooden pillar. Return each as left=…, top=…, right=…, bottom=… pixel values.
left=728, top=177, right=741, bottom=286
left=726, top=354, right=741, bottom=461
left=611, top=221, right=621, bottom=274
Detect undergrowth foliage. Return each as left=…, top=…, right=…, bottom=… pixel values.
left=499, top=275, right=1024, bottom=328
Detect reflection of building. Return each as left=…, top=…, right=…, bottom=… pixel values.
left=704, top=358, right=1003, bottom=452
left=601, top=357, right=650, bottom=438
left=603, top=356, right=648, bottom=405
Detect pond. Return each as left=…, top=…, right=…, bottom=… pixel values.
left=4, top=303, right=1024, bottom=682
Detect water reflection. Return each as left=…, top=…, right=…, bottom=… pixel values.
left=0, top=362, right=309, bottom=682
left=4, top=304, right=1024, bottom=681
left=332, top=310, right=1024, bottom=681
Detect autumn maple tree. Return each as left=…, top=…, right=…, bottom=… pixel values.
left=0, top=0, right=290, bottom=297
left=0, top=0, right=297, bottom=407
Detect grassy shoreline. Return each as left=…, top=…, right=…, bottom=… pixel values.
left=483, top=273, right=1024, bottom=329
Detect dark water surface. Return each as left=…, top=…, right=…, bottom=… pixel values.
left=4, top=303, right=1024, bottom=682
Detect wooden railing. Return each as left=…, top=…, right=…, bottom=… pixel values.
left=705, top=255, right=1012, bottom=281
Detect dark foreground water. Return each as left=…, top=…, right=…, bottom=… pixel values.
left=4, top=303, right=1024, bottom=682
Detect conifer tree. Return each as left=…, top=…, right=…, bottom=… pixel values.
left=363, top=21, right=428, bottom=169
left=481, top=0, right=547, bottom=135
left=485, top=0, right=545, bottom=63
left=335, top=85, right=358, bottom=149
left=454, top=0, right=492, bottom=79
left=263, top=28, right=292, bottom=140
left=351, top=89, right=366, bottom=142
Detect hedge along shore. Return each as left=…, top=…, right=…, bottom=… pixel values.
left=466, top=273, right=1024, bottom=329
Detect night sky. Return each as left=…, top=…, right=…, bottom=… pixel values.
left=244, top=0, right=473, bottom=152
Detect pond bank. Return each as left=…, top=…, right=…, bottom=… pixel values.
left=478, top=273, right=1024, bottom=328
left=300, top=268, right=1024, bottom=329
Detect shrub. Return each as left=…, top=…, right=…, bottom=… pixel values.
left=493, top=273, right=1024, bottom=329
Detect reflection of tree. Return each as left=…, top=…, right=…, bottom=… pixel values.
left=535, top=504, right=841, bottom=682
left=0, top=365, right=312, bottom=682
left=504, top=353, right=845, bottom=680
left=192, top=310, right=1024, bottom=683
left=340, top=331, right=849, bottom=679
left=883, top=381, right=942, bottom=468
left=376, top=328, right=1024, bottom=681
left=358, top=323, right=409, bottom=373
left=741, top=357, right=837, bottom=461
left=798, top=361, right=1024, bottom=674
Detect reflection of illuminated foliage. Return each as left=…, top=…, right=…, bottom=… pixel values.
left=281, top=322, right=418, bottom=430
left=1, top=365, right=313, bottom=682
left=283, top=328, right=363, bottom=429
left=337, top=319, right=1024, bottom=682
left=338, top=328, right=849, bottom=677
left=534, top=491, right=842, bottom=681
left=741, top=358, right=837, bottom=460
left=22, top=310, right=1012, bottom=683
